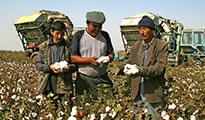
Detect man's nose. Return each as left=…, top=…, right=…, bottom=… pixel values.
left=58, top=34, right=63, bottom=38
left=140, top=30, right=144, bottom=34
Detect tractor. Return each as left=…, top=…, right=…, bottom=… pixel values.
left=110, top=12, right=205, bottom=75
left=14, top=10, right=73, bottom=60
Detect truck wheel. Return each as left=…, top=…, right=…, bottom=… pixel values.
left=30, top=52, right=39, bottom=61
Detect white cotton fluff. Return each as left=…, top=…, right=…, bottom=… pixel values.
left=53, top=61, right=68, bottom=72
left=123, top=64, right=139, bottom=75
left=96, top=56, right=110, bottom=64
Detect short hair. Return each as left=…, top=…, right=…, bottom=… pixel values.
left=50, top=21, right=66, bottom=31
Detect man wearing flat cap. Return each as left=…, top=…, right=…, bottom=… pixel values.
left=71, top=11, right=114, bottom=105
left=127, top=15, right=168, bottom=109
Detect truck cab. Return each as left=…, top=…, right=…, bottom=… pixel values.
left=181, top=28, right=205, bottom=60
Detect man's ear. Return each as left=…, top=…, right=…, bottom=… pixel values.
left=50, top=29, right=53, bottom=35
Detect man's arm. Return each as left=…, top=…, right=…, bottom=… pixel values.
left=71, top=56, right=100, bottom=66
left=35, top=51, right=51, bottom=73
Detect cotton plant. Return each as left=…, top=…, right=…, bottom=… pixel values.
left=0, top=51, right=204, bottom=119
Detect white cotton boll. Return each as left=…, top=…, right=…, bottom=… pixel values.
left=124, top=68, right=132, bottom=75
left=97, top=56, right=110, bottom=64
left=123, top=64, right=132, bottom=75
left=105, top=106, right=111, bottom=112
left=168, top=103, right=176, bottom=109
left=161, top=111, right=166, bottom=117
left=57, top=117, right=63, bottom=120
left=124, top=64, right=139, bottom=75
left=59, top=111, right=64, bottom=116
left=163, top=114, right=170, bottom=120
left=110, top=109, right=117, bottom=118
left=53, top=62, right=61, bottom=69
left=96, top=57, right=104, bottom=63
left=19, top=107, right=24, bottom=113
left=131, top=66, right=139, bottom=74
left=90, top=114, right=95, bottom=120
left=11, top=95, right=16, bottom=99
left=190, top=115, right=196, bottom=120
left=102, top=56, right=110, bottom=63
left=46, top=113, right=53, bottom=119
left=100, top=113, right=107, bottom=120
left=67, top=116, right=77, bottom=120
left=193, top=110, right=199, bottom=115
left=53, top=61, right=68, bottom=72
left=36, top=95, right=43, bottom=100
left=32, top=112, right=37, bottom=117
left=177, top=117, right=183, bottom=120
left=70, top=106, right=77, bottom=116
left=60, top=61, right=68, bottom=68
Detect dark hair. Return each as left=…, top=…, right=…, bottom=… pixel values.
left=86, top=20, right=91, bottom=24
left=50, top=21, right=66, bottom=31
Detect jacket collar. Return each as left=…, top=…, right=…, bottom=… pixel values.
left=48, top=37, right=66, bottom=46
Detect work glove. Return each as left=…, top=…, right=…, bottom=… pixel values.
left=96, top=56, right=110, bottom=64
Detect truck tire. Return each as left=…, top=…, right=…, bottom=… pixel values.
left=30, top=52, right=39, bottom=61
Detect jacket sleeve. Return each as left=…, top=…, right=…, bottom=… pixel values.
left=142, top=41, right=168, bottom=77
left=35, top=51, right=51, bottom=73
left=67, top=64, right=77, bottom=73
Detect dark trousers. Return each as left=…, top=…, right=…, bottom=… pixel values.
left=75, top=73, right=114, bottom=105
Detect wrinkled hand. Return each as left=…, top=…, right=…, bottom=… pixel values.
left=90, top=57, right=100, bottom=66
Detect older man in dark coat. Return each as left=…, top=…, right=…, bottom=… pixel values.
left=129, top=16, right=168, bottom=108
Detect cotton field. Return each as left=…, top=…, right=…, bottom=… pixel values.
left=0, top=51, right=204, bottom=120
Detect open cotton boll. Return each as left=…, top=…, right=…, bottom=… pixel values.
left=53, top=62, right=61, bottom=69
left=96, top=56, right=110, bottom=64
left=130, top=65, right=139, bottom=74
left=53, top=61, right=68, bottom=72
left=123, top=64, right=139, bottom=75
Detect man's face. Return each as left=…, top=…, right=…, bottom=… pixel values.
left=86, top=23, right=102, bottom=37
left=50, top=29, right=65, bottom=44
left=139, top=27, right=154, bottom=41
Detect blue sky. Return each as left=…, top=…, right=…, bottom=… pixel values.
left=1, top=0, right=204, bottom=51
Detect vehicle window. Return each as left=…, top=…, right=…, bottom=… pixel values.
left=194, top=32, right=203, bottom=44
left=182, top=32, right=192, bottom=44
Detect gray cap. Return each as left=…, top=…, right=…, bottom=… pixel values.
left=86, top=11, right=106, bottom=25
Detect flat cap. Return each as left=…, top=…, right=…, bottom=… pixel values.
left=86, top=11, right=106, bottom=25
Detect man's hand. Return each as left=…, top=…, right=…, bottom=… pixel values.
left=62, top=64, right=70, bottom=72
left=90, top=57, right=100, bottom=66
left=131, top=66, right=143, bottom=77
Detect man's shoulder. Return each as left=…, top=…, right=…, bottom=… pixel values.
left=133, top=40, right=143, bottom=47
left=39, top=40, right=49, bottom=50
left=154, top=38, right=168, bottom=46
left=74, top=30, right=85, bottom=36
